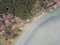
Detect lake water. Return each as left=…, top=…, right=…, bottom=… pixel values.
left=15, top=7, right=60, bottom=45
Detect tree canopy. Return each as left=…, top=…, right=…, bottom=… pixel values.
left=0, top=0, right=54, bottom=20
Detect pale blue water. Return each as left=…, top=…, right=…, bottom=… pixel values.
left=15, top=7, right=60, bottom=45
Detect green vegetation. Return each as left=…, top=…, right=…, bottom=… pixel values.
left=0, top=41, right=2, bottom=45
left=0, top=0, right=37, bottom=20
left=0, top=38, right=5, bottom=45
left=0, top=0, right=54, bottom=20
left=0, top=0, right=55, bottom=45
left=0, top=29, right=23, bottom=45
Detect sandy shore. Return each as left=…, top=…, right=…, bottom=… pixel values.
left=22, top=11, right=46, bottom=31
left=14, top=11, right=46, bottom=45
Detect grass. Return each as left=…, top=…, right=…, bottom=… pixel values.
left=0, top=41, right=2, bottom=45
left=7, top=29, right=24, bottom=45
left=0, top=38, right=5, bottom=45
left=12, top=30, right=24, bottom=45
left=0, top=29, right=24, bottom=45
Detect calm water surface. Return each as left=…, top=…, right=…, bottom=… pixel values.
left=15, top=7, right=60, bottom=45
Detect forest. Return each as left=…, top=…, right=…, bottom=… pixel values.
left=0, top=0, right=54, bottom=20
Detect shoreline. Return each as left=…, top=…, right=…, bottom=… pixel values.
left=15, top=10, right=46, bottom=45
left=22, top=3, right=59, bottom=31
left=15, top=7, right=60, bottom=45
left=22, top=11, right=46, bottom=31
left=15, top=6, right=59, bottom=45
